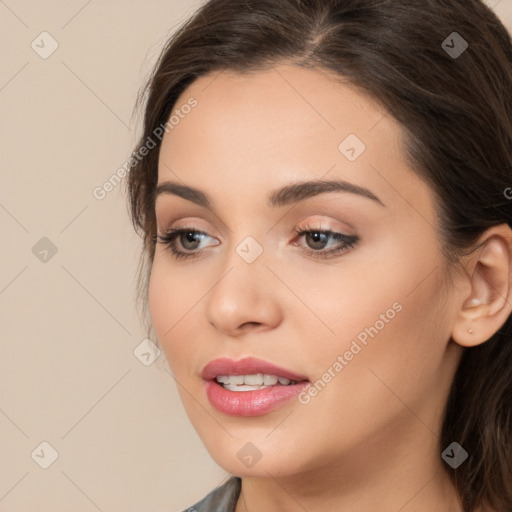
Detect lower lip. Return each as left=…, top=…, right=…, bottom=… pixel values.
left=205, top=380, right=309, bottom=417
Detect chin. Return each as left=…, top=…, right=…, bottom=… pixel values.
left=216, top=457, right=298, bottom=479
left=201, top=434, right=308, bottom=479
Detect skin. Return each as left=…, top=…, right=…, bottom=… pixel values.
left=148, top=64, right=512, bottom=512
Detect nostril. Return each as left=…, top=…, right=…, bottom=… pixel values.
left=239, top=322, right=265, bottom=333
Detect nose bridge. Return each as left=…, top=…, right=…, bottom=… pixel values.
left=219, top=224, right=269, bottom=282
left=209, top=236, right=266, bottom=306
left=204, top=234, right=282, bottom=334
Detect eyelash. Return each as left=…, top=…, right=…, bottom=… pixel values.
left=152, top=223, right=359, bottom=261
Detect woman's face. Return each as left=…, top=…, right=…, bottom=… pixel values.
left=149, top=64, right=464, bottom=479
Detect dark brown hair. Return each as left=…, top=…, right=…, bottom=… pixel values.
left=125, top=1, right=512, bottom=510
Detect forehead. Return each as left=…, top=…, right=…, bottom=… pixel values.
left=155, top=64, right=436, bottom=226
left=158, top=64, right=400, bottom=175
left=163, top=64, right=389, bottom=153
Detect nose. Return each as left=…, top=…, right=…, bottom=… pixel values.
left=204, top=250, right=283, bottom=337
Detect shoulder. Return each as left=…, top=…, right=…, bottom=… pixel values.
left=180, top=477, right=242, bottom=512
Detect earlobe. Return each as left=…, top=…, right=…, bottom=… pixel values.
left=451, top=224, right=512, bottom=348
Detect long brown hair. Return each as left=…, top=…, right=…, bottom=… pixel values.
left=125, top=1, right=512, bottom=510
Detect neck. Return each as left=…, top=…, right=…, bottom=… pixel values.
left=236, top=467, right=461, bottom=512
left=234, top=420, right=463, bottom=512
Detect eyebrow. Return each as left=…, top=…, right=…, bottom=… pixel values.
left=153, top=178, right=386, bottom=209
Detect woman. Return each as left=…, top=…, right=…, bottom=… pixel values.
left=126, top=0, right=512, bottom=510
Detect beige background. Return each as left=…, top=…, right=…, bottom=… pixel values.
left=1, top=1, right=511, bottom=511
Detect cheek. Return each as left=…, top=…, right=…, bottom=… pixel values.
left=148, top=258, right=197, bottom=374
left=285, top=271, right=449, bottom=455
left=294, top=237, right=448, bottom=393
left=148, top=260, right=172, bottom=338
left=328, top=268, right=448, bottom=416
left=275, top=252, right=413, bottom=366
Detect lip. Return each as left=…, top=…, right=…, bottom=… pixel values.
left=201, top=357, right=308, bottom=382
left=202, top=357, right=309, bottom=417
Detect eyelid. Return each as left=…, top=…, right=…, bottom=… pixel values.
left=159, top=224, right=220, bottom=246
left=155, top=219, right=359, bottom=262
left=156, top=216, right=211, bottom=234
left=157, top=218, right=352, bottom=240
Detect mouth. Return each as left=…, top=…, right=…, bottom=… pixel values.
left=215, top=373, right=302, bottom=391
left=201, top=357, right=310, bottom=416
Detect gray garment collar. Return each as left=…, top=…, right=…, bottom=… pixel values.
left=182, top=477, right=241, bottom=512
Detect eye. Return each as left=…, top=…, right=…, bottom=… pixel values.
left=152, top=223, right=359, bottom=261
left=292, top=224, right=359, bottom=259
left=152, top=225, right=219, bottom=261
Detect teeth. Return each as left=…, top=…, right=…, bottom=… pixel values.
left=244, top=373, right=264, bottom=385
left=215, top=373, right=296, bottom=388
left=263, top=374, right=278, bottom=385
left=224, top=384, right=271, bottom=392
left=231, top=375, right=244, bottom=385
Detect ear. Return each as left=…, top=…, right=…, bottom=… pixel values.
left=451, top=223, right=512, bottom=348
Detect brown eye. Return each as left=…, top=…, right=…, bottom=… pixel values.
left=293, top=226, right=359, bottom=260
left=153, top=226, right=219, bottom=261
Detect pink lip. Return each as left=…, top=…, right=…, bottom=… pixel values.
left=201, top=357, right=308, bottom=382
left=202, top=357, right=309, bottom=417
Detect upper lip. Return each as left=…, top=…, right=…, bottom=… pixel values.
left=201, top=357, right=309, bottom=382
